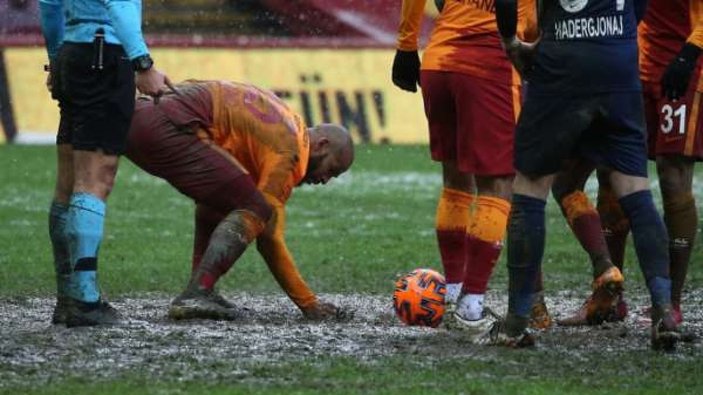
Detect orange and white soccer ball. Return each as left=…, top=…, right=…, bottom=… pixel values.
left=393, top=268, right=446, bottom=327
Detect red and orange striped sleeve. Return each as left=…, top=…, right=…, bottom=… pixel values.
left=256, top=194, right=318, bottom=311
left=397, top=0, right=428, bottom=51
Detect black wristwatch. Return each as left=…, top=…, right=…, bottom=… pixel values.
left=132, top=54, right=154, bottom=71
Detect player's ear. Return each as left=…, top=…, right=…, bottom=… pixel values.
left=314, top=137, right=330, bottom=152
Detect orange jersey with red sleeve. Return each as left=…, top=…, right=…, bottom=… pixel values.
left=206, top=81, right=317, bottom=309
left=202, top=81, right=310, bottom=205
left=396, top=0, right=538, bottom=84
left=639, top=0, right=703, bottom=84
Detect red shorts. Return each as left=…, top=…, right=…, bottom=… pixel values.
left=125, top=99, right=270, bottom=219
left=420, top=70, right=519, bottom=176
left=644, top=77, right=703, bottom=160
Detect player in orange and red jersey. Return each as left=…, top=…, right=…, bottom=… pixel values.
left=391, top=0, right=544, bottom=332
left=559, top=0, right=702, bottom=326
left=125, top=80, right=354, bottom=321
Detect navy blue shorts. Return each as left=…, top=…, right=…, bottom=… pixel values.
left=514, top=91, right=647, bottom=177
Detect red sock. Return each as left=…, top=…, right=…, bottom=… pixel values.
left=597, top=186, right=630, bottom=271
left=192, top=205, right=225, bottom=273
left=561, top=191, right=612, bottom=276
left=462, top=196, right=510, bottom=294
left=436, top=188, right=474, bottom=283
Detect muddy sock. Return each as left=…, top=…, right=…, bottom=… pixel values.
left=49, top=201, right=71, bottom=300
left=560, top=191, right=613, bottom=277
left=507, top=194, right=545, bottom=320
left=66, top=193, right=105, bottom=303
left=663, top=193, right=697, bottom=306
left=505, top=312, right=529, bottom=337
left=436, top=188, right=473, bottom=303
left=192, top=205, right=225, bottom=274
left=619, top=190, right=671, bottom=306
left=597, top=185, right=629, bottom=271
left=195, top=210, right=265, bottom=290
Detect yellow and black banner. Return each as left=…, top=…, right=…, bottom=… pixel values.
left=1, top=47, right=429, bottom=144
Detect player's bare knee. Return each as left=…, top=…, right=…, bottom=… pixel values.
left=475, top=175, right=512, bottom=200
left=608, top=172, right=650, bottom=198
left=441, top=163, right=474, bottom=193
left=243, top=192, right=273, bottom=225
left=513, top=172, right=553, bottom=200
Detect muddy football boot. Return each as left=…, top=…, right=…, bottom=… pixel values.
left=528, top=291, right=552, bottom=330
left=558, top=267, right=624, bottom=326
left=445, top=307, right=500, bottom=341
left=651, top=304, right=681, bottom=351
left=169, top=287, right=240, bottom=321
left=51, top=296, right=70, bottom=325
left=209, top=288, right=237, bottom=309
left=475, top=319, right=536, bottom=348
left=65, top=299, right=122, bottom=328
left=641, top=303, right=683, bottom=325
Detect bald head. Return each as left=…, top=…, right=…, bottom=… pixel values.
left=301, top=124, right=355, bottom=185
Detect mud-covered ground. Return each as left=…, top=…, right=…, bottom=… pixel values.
left=1, top=290, right=701, bottom=390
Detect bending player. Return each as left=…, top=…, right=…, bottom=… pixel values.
left=125, top=80, right=354, bottom=320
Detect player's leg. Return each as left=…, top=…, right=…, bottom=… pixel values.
left=650, top=81, right=703, bottom=324
left=608, top=171, right=679, bottom=348
left=479, top=93, right=595, bottom=347
left=47, top=52, right=75, bottom=325
left=59, top=43, right=134, bottom=327
left=438, top=72, right=515, bottom=332
left=552, top=161, right=625, bottom=326
left=48, top=142, right=73, bottom=325
left=438, top=163, right=475, bottom=304
left=190, top=204, right=241, bottom=309
left=125, top=107, right=271, bottom=319
left=656, top=155, right=696, bottom=323
left=552, top=160, right=613, bottom=278
left=599, top=91, right=679, bottom=349
left=454, top=175, right=511, bottom=324
left=420, top=70, right=476, bottom=305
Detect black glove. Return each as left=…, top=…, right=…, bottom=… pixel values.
left=661, top=43, right=701, bottom=101
left=391, top=50, right=421, bottom=92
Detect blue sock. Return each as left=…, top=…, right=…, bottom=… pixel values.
left=507, top=194, right=546, bottom=319
left=619, top=190, right=672, bottom=306
left=66, top=193, right=105, bottom=303
left=49, top=201, right=71, bottom=298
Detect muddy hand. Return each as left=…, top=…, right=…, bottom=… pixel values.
left=303, top=302, right=351, bottom=321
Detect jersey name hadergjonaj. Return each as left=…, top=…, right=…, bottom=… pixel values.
left=528, top=0, right=640, bottom=95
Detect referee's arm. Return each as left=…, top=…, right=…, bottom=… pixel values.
left=38, top=0, right=65, bottom=63
left=103, top=0, right=150, bottom=60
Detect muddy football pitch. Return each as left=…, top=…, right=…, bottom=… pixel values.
left=1, top=145, right=702, bottom=394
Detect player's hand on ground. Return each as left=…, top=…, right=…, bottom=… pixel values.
left=502, top=36, right=540, bottom=79
left=135, top=68, right=173, bottom=103
left=302, top=301, right=352, bottom=321
left=661, top=43, right=701, bottom=101
left=392, top=50, right=421, bottom=92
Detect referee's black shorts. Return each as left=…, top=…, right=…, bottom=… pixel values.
left=53, top=42, right=135, bottom=155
